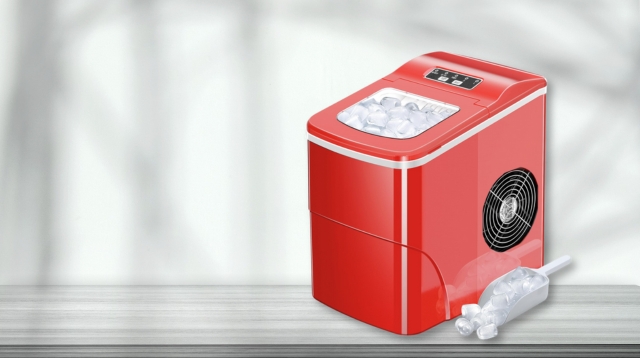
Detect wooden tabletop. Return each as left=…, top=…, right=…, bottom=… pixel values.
left=0, top=285, right=639, bottom=357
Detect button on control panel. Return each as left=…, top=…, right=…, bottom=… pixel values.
left=425, top=68, right=482, bottom=90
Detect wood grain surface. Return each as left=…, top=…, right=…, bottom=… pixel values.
left=0, top=285, right=638, bottom=356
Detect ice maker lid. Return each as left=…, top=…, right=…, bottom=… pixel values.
left=307, top=52, right=546, bottom=163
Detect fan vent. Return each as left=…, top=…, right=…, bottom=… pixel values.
left=482, top=168, right=538, bottom=252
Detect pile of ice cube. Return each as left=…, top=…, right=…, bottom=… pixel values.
left=455, top=267, right=547, bottom=340
left=337, top=95, right=456, bottom=139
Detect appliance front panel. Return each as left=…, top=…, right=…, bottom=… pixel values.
left=311, top=213, right=402, bottom=333
left=310, top=212, right=447, bottom=335
left=308, top=141, right=402, bottom=243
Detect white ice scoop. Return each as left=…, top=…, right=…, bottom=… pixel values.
left=478, top=255, right=572, bottom=325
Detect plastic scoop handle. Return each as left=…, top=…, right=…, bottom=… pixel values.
left=536, top=255, right=571, bottom=276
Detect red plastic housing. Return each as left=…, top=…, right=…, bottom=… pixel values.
left=308, top=52, right=546, bottom=335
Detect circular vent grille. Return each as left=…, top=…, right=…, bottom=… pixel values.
left=482, top=168, right=538, bottom=252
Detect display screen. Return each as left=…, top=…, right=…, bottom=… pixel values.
left=425, top=68, right=482, bottom=90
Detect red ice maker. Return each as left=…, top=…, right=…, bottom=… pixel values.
left=307, top=52, right=546, bottom=335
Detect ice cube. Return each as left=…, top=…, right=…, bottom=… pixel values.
left=385, top=118, right=404, bottom=131
left=337, top=110, right=351, bottom=123
left=455, top=318, right=475, bottom=336
left=363, top=125, right=382, bottom=135
left=495, top=279, right=518, bottom=301
left=396, top=120, right=416, bottom=137
left=359, top=98, right=378, bottom=107
left=477, top=323, right=498, bottom=340
left=388, top=106, right=410, bottom=120
left=481, top=300, right=495, bottom=313
left=528, top=274, right=546, bottom=292
left=490, top=293, right=510, bottom=309
left=509, top=267, right=529, bottom=282
left=345, top=115, right=364, bottom=130
left=350, top=104, right=369, bottom=121
left=426, top=111, right=445, bottom=125
left=461, top=304, right=482, bottom=320
left=380, top=97, right=401, bottom=110
left=471, top=314, right=488, bottom=330
left=365, top=112, right=389, bottom=127
left=510, top=278, right=530, bottom=296
left=404, top=102, right=420, bottom=111
left=381, top=128, right=396, bottom=138
left=409, top=110, right=429, bottom=130
left=367, top=103, right=386, bottom=113
left=493, top=280, right=512, bottom=295
left=415, top=129, right=428, bottom=136
left=486, top=309, right=508, bottom=326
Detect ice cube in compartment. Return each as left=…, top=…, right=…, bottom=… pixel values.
left=350, top=104, right=369, bottom=122
left=380, top=96, right=402, bottom=110
left=336, top=88, right=459, bottom=139
left=366, top=103, right=386, bottom=113
left=359, top=98, right=378, bottom=108
left=381, top=128, right=396, bottom=138
left=345, top=115, right=364, bottom=130
left=404, top=102, right=420, bottom=111
left=396, top=120, right=416, bottom=138
left=388, top=106, right=410, bottom=120
left=363, top=125, right=382, bottom=135
left=426, top=111, right=445, bottom=126
left=386, top=118, right=404, bottom=132
left=365, top=112, right=389, bottom=127
left=409, top=110, right=429, bottom=130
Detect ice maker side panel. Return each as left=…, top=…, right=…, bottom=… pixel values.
left=408, top=136, right=482, bottom=318
left=477, top=96, right=545, bottom=274
left=308, top=142, right=399, bottom=242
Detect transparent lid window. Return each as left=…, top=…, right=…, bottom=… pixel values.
left=336, top=88, right=460, bottom=139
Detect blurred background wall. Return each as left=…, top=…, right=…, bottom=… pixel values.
left=0, top=0, right=638, bottom=285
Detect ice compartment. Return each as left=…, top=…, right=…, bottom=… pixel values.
left=336, top=88, right=460, bottom=139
